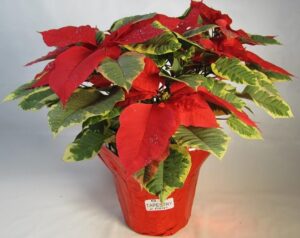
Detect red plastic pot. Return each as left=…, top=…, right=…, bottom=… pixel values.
left=98, top=146, right=209, bottom=236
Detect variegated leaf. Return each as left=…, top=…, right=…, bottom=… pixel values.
left=97, top=52, right=145, bottom=91
left=48, top=88, right=124, bottom=135
left=173, top=126, right=230, bottom=159
left=227, top=115, right=262, bottom=139
left=136, top=145, right=191, bottom=202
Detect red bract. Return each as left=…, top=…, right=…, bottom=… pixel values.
left=191, top=1, right=222, bottom=22
left=25, top=47, right=68, bottom=66
left=116, top=103, right=178, bottom=175
left=198, top=37, right=292, bottom=76
left=118, top=58, right=163, bottom=108
left=59, top=46, right=121, bottom=104
left=168, top=93, right=219, bottom=128
left=177, top=7, right=201, bottom=33
left=47, top=46, right=93, bottom=103
left=115, top=22, right=163, bottom=45
left=115, top=14, right=180, bottom=44
left=217, top=38, right=246, bottom=58
left=169, top=82, right=256, bottom=127
left=116, top=83, right=222, bottom=173
left=219, top=39, right=292, bottom=75
left=40, top=25, right=97, bottom=47
left=132, top=58, right=161, bottom=92
left=169, top=81, right=195, bottom=96
left=183, top=1, right=268, bottom=57
left=32, top=45, right=120, bottom=104
left=196, top=37, right=212, bottom=48
left=245, top=51, right=292, bottom=76
left=198, top=87, right=257, bottom=127
left=31, top=61, right=55, bottom=88
left=88, top=74, right=112, bottom=88
left=188, top=1, right=251, bottom=40
left=30, top=45, right=121, bottom=104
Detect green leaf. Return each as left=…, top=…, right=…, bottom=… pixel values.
left=255, top=71, right=280, bottom=96
left=82, top=107, right=120, bottom=129
left=150, top=20, right=203, bottom=52
left=170, top=58, right=183, bottom=74
left=97, top=52, right=145, bottom=91
left=201, top=77, right=246, bottom=109
left=197, top=16, right=203, bottom=25
left=124, top=31, right=181, bottom=55
left=48, top=88, right=124, bottom=135
left=250, top=35, right=281, bottom=45
left=243, top=85, right=293, bottom=118
left=96, top=31, right=105, bottom=45
left=264, top=71, right=292, bottom=82
left=110, top=13, right=156, bottom=32
left=183, top=24, right=218, bottom=38
left=227, top=115, right=262, bottom=140
left=3, top=81, right=39, bottom=102
left=176, top=74, right=206, bottom=90
left=137, top=145, right=192, bottom=202
left=211, top=57, right=260, bottom=85
left=148, top=55, right=168, bottom=67
left=18, top=87, right=58, bottom=111
left=174, top=32, right=204, bottom=50
left=159, top=73, right=205, bottom=90
left=174, top=46, right=196, bottom=63
left=173, top=126, right=231, bottom=159
left=63, top=123, right=113, bottom=162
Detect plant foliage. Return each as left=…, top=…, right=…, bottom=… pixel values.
left=5, top=0, right=293, bottom=201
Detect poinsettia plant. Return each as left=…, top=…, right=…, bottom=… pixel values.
left=5, top=1, right=293, bottom=201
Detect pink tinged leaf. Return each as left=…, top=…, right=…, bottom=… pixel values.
left=25, top=47, right=68, bottom=66
left=198, top=87, right=257, bottom=127
left=168, top=93, right=219, bottom=128
left=116, top=103, right=178, bottom=175
left=40, top=25, right=97, bottom=47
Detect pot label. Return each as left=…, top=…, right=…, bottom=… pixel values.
left=145, top=198, right=174, bottom=211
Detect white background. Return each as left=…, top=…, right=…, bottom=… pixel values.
left=0, top=0, right=300, bottom=237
